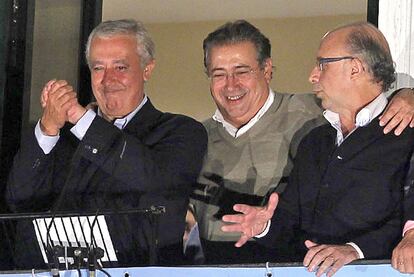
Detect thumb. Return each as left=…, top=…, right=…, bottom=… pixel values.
left=305, top=240, right=318, bottom=249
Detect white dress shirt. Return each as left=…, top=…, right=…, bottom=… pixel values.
left=35, top=95, right=148, bottom=154
left=212, top=89, right=275, bottom=137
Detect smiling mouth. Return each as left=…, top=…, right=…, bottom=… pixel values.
left=103, top=86, right=124, bottom=93
left=226, top=92, right=247, bottom=101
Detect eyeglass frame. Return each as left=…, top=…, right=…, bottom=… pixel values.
left=207, top=66, right=262, bottom=84
left=316, top=56, right=355, bottom=71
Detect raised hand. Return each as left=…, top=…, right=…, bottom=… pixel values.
left=40, top=79, right=56, bottom=108
left=40, top=80, right=78, bottom=135
left=221, top=192, right=279, bottom=247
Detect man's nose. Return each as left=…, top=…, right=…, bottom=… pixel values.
left=102, top=68, right=115, bottom=84
left=224, top=73, right=239, bottom=89
left=308, top=66, right=320, bottom=84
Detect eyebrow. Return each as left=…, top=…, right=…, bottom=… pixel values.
left=210, top=64, right=251, bottom=72
left=113, top=59, right=128, bottom=64
left=90, top=59, right=129, bottom=66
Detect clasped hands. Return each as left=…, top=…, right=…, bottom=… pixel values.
left=40, top=80, right=87, bottom=136
left=220, top=192, right=358, bottom=277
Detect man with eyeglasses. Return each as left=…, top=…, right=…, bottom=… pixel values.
left=190, top=19, right=414, bottom=265
left=220, top=21, right=414, bottom=276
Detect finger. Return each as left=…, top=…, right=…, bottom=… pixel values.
left=40, top=95, right=47, bottom=108
left=382, top=114, right=402, bottom=135
left=47, top=86, right=72, bottom=105
left=235, top=234, right=249, bottom=248
left=305, top=246, right=332, bottom=271
left=391, top=252, right=405, bottom=273
left=221, top=223, right=244, bottom=233
left=266, top=193, right=279, bottom=213
left=54, top=91, right=77, bottom=109
left=46, top=79, right=57, bottom=90
left=49, top=80, right=69, bottom=95
left=391, top=249, right=399, bottom=269
left=303, top=241, right=324, bottom=266
left=54, top=85, right=75, bottom=98
left=326, top=259, right=344, bottom=277
left=233, top=203, right=255, bottom=214
left=50, top=88, right=76, bottom=107
left=315, top=255, right=335, bottom=277
left=61, top=96, right=78, bottom=111
left=222, top=213, right=245, bottom=224
left=305, top=240, right=318, bottom=249
left=404, top=257, right=414, bottom=274
left=397, top=261, right=406, bottom=273
left=393, top=114, right=413, bottom=136
left=410, top=118, right=414, bottom=128
left=379, top=103, right=398, bottom=127
left=41, top=80, right=57, bottom=107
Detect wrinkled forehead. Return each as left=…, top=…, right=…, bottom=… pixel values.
left=209, top=42, right=258, bottom=68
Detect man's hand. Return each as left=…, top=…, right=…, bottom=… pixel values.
left=221, top=192, right=279, bottom=247
left=40, top=79, right=56, bottom=108
left=40, top=80, right=78, bottom=135
left=392, top=229, right=414, bottom=273
left=380, top=88, right=414, bottom=135
left=67, top=102, right=87, bottom=125
left=303, top=240, right=359, bottom=277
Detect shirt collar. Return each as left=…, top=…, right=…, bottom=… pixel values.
left=323, top=93, right=388, bottom=145
left=213, top=89, right=274, bottom=138
left=98, top=94, right=148, bottom=130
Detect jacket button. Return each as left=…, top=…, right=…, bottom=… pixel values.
left=92, top=148, right=98, bottom=154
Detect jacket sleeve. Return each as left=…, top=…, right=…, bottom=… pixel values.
left=6, top=114, right=207, bottom=211
left=77, top=114, right=207, bottom=193
left=6, top=126, right=71, bottom=212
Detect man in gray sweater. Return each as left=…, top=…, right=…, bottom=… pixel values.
left=190, top=19, right=414, bottom=264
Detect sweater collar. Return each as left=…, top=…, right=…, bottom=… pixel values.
left=212, top=89, right=275, bottom=138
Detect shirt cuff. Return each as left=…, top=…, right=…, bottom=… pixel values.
left=70, top=109, right=96, bottom=140
left=403, top=220, right=414, bottom=236
left=255, top=220, right=271, bottom=238
left=346, top=242, right=364, bottom=259
left=35, top=120, right=59, bottom=154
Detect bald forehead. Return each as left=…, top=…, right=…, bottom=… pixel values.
left=318, top=29, right=350, bottom=55
left=321, top=28, right=350, bottom=46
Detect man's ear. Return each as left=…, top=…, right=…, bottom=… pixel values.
left=143, top=59, right=156, bottom=81
left=350, top=57, right=365, bottom=79
left=263, top=58, right=273, bottom=83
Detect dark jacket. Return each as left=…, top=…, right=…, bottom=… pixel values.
left=6, top=100, right=207, bottom=269
left=258, top=118, right=414, bottom=260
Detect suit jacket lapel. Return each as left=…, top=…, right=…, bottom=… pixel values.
left=123, top=99, right=162, bottom=139
left=67, top=99, right=162, bottom=195
left=334, top=118, right=384, bottom=160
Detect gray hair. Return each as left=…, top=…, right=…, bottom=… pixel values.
left=332, top=22, right=395, bottom=91
left=85, top=19, right=155, bottom=68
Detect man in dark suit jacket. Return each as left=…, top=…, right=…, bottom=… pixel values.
left=6, top=19, right=207, bottom=269
left=221, top=22, right=414, bottom=277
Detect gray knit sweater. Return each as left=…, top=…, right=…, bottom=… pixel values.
left=192, top=92, right=324, bottom=243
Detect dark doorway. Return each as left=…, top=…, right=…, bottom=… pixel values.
left=0, top=0, right=102, bottom=269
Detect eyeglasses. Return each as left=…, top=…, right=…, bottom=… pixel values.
left=317, top=56, right=355, bottom=71
left=208, top=66, right=260, bottom=85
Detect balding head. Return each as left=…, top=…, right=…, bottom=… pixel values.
left=323, top=22, right=395, bottom=91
